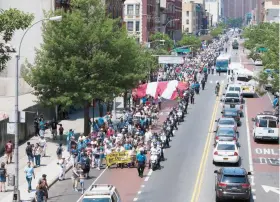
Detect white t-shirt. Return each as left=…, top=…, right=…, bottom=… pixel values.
left=144, top=131, right=152, bottom=143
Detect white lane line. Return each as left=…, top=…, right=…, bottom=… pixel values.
left=133, top=198, right=138, bottom=201
left=252, top=189, right=256, bottom=192
left=250, top=176, right=255, bottom=186
left=253, top=195, right=257, bottom=200
left=138, top=191, right=142, bottom=194
left=141, top=185, right=145, bottom=188
left=76, top=167, right=108, bottom=202
left=245, top=104, right=254, bottom=172
left=144, top=169, right=153, bottom=182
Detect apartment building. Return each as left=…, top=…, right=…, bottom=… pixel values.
left=182, top=1, right=197, bottom=34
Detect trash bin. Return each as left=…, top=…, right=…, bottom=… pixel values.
left=8, top=174, right=15, bottom=186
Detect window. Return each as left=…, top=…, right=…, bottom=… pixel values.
left=217, top=144, right=235, bottom=151
left=186, top=19, right=189, bottom=24
left=186, top=11, right=189, bottom=16
left=268, top=120, right=277, bottom=128
left=186, top=28, right=189, bottom=32
left=135, top=4, right=140, bottom=15
left=221, top=175, right=247, bottom=183
left=136, top=21, right=140, bottom=31
left=111, top=192, right=118, bottom=202
left=127, top=5, right=134, bottom=15
left=127, top=21, right=133, bottom=31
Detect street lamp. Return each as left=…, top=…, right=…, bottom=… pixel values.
left=13, top=15, right=62, bottom=202
left=163, top=18, right=180, bottom=38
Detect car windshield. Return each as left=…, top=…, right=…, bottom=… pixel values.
left=222, top=175, right=247, bottom=183
left=217, top=129, right=235, bottom=136
left=268, top=120, right=277, bottom=128
left=224, top=98, right=240, bottom=104
left=229, top=87, right=241, bottom=92
left=217, top=144, right=235, bottom=150
left=82, top=199, right=111, bottom=202
left=216, top=60, right=229, bottom=68
left=219, top=119, right=235, bottom=125
left=226, top=93, right=239, bottom=98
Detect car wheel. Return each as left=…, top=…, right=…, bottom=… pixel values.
left=253, top=134, right=258, bottom=143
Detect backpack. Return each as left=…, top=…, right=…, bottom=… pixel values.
left=6, top=143, right=13, bottom=153
left=56, top=147, right=62, bottom=155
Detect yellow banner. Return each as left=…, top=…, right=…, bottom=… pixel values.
left=106, top=151, right=131, bottom=166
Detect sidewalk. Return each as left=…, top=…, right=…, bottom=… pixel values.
left=0, top=97, right=122, bottom=201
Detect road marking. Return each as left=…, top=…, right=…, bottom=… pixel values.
left=76, top=167, right=108, bottom=202
left=266, top=91, right=273, bottom=104
left=144, top=169, right=153, bottom=181
left=138, top=191, right=142, bottom=194
left=141, top=185, right=145, bottom=188
left=253, top=195, right=257, bottom=200
left=245, top=104, right=254, bottom=172
left=252, top=188, right=256, bottom=192
left=133, top=198, right=138, bottom=201
left=190, top=85, right=222, bottom=202
left=262, top=185, right=280, bottom=195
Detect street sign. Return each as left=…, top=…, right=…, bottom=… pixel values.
left=9, top=111, right=26, bottom=123
left=262, top=185, right=280, bottom=195
left=7, top=123, right=15, bottom=134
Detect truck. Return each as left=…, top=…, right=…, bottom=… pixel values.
left=232, top=39, right=239, bottom=49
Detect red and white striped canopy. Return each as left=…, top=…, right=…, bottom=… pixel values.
left=134, top=80, right=189, bottom=100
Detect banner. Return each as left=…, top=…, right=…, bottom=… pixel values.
left=106, top=151, right=131, bottom=166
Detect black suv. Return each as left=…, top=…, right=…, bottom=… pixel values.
left=214, top=167, right=251, bottom=202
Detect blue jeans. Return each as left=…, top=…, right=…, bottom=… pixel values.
left=34, top=155, right=41, bottom=166
left=26, top=177, right=32, bottom=191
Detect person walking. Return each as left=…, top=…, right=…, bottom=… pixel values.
left=158, top=94, right=162, bottom=110
left=58, top=156, right=67, bottom=181
left=51, top=118, right=58, bottom=140
left=39, top=174, right=49, bottom=200
left=35, top=182, right=46, bottom=202
left=5, top=140, right=13, bottom=164
left=72, top=164, right=80, bottom=192
left=26, top=142, right=34, bottom=167
left=39, top=136, right=47, bottom=157
left=0, top=162, right=7, bottom=192
left=136, top=149, right=146, bottom=178
left=58, top=124, right=64, bottom=141
left=34, top=143, right=42, bottom=167
left=56, top=143, right=63, bottom=164
left=24, top=161, right=35, bottom=193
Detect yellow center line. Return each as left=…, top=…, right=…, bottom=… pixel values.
left=190, top=84, right=223, bottom=202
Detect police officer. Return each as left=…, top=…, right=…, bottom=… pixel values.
left=136, top=149, right=146, bottom=178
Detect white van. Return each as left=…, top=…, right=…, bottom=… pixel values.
left=235, top=71, right=256, bottom=97
left=82, top=184, right=122, bottom=202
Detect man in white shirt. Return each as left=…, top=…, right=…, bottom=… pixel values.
left=144, top=129, right=152, bottom=150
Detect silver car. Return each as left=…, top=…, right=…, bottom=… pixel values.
left=215, top=118, right=238, bottom=132
left=214, top=127, right=239, bottom=146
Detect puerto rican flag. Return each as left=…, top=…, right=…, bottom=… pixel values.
left=133, top=80, right=189, bottom=100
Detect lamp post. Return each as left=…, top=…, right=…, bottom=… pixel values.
left=163, top=18, right=180, bottom=39
left=13, top=15, right=62, bottom=202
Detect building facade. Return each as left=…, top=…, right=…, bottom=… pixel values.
left=222, top=0, right=258, bottom=19
left=182, top=1, right=197, bottom=34
left=263, top=0, right=280, bottom=22
left=205, top=0, right=219, bottom=25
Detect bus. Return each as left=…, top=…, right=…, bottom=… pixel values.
left=216, top=54, right=231, bottom=72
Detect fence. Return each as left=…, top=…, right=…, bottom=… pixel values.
left=0, top=104, right=55, bottom=154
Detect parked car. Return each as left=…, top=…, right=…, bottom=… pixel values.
left=214, top=127, right=239, bottom=146
left=222, top=97, right=244, bottom=117
left=215, top=118, right=238, bottom=132
left=214, top=167, right=252, bottom=202
left=252, top=111, right=279, bottom=142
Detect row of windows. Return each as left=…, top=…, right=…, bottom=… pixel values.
left=126, top=21, right=140, bottom=32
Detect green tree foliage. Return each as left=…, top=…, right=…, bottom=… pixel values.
left=177, top=34, right=201, bottom=51
left=226, top=18, right=243, bottom=28
left=210, top=26, right=223, bottom=38
left=243, top=23, right=279, bottom=92
left=149, top=32, right=174, bottom=50
left=0, top=9, right=34, bottom=71
left=24, top=0, right=150, bottom=134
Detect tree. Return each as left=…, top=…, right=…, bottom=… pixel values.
left=149, top=32, right=174, bottom=50
left=243, top=23, right=279, bottom=92
left=226, top=18, right=243, bottom=28
left=0, top=9, right=34, bottom=71
left=210, top=26, right=223, bottom=38
left=177, top=34, right=201, bottom=51
left=24, top=0, right=150, bottom=134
